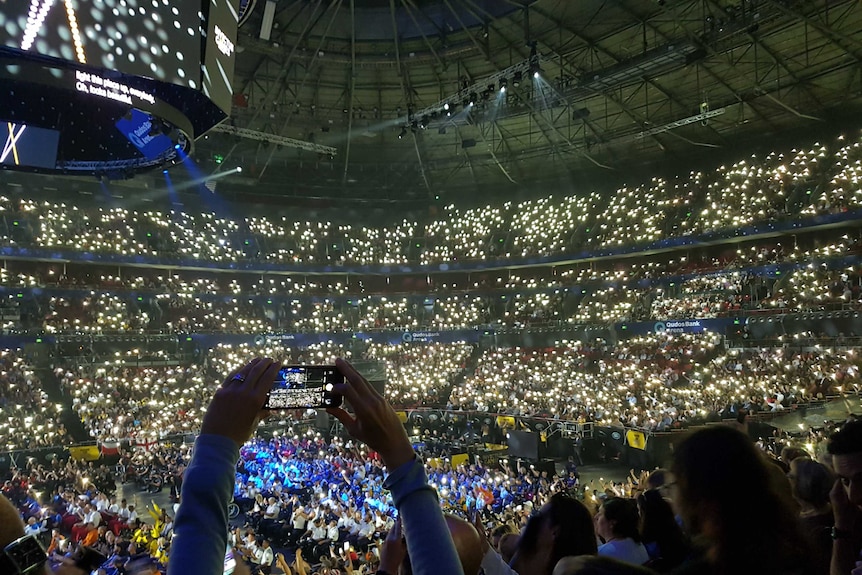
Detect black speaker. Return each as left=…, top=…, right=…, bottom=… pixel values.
left=507, top=430, right=539, bottom=460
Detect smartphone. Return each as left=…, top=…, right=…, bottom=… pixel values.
left=2, top=535, right=47, bottom=574
left=264, top=365, right=344, bottom=410
left=224, top=548, right=236, bottom=575
left=73, top=546, right=107, bottom=572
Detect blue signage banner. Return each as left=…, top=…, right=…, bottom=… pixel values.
left=115, top=108, right=173, bottom=160
left=617, top=318, right=738, bottom=337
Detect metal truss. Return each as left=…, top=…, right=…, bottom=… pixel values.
left=211, top=124, right=338, bottom=156
left=636, top=107, right=727, bottom=139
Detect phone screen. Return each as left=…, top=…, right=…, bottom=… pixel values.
left=224, top=549, right=236, bottom=575
left=264, top=365, right=344, bottom=410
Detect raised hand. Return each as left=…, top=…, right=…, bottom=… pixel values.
left=200, top=358, right=279, bottom=447
left=326, top=358, right=415, bottom=470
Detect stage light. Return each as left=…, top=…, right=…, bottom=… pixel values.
left=162, top=169, right=168, bottom=174
left=174, top=144, right=181, bottom=150
left=398, top=127, right=407, bottom=139
left=236, top=166, right=243, bottom=173
left=533, top=71, right=540, bottom=79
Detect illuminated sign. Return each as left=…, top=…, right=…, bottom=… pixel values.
left=1, top=123, right=26, bottom=165
left=115, top=109, right=173, bottom=161
left=2, top=1, right=201, bottom=89
left=75, top=70, right=155, bottom=106
left=22, top=0, right=87, bottom=63
left=214, top=25, right=235, bottom=57
left=0, top=120, right=59, bottom=169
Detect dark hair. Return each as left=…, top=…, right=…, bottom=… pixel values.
left=672, top=425, right=813, bottom=575
left=547, top=493, right=598, bottom=562
left=790, top=457, right=833, bottom=507
left=828, top=419, right=862, bottom=456
left=646, top=469, right=669, bottom=490
left=600, top=498, right=641, bottom=542
left=638, top=490, right=689, bottom=569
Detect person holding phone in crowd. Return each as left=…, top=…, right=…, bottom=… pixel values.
left=168, top=357, right=464, bottom=575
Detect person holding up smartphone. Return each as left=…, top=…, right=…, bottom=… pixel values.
left=168, top=358, right=464, bottom=575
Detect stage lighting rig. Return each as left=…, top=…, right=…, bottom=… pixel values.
left=400, top=53, right=543, bottom=127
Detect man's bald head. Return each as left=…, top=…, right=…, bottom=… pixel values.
left=400, top=514, right=484, bottom=575
left=444, top=515, right=483, bottom=575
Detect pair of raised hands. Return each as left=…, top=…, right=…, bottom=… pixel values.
left=200, top=358, right=415, bottom=470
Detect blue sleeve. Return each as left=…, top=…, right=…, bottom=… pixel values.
left=167, top=434, right=238, bottom=575
left=383, top=456, right=465, bottom=575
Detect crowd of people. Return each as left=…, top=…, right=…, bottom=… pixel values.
left=0, top=328, right=856, bottom=453
left=0, top=238, right=860, bottom=335
left=448, top=333, right=861, bottom=428
left=4, top=132, right=862, bottom=573
left=1, top=442, right=186, bottom=575
left=3, top=133, right=860, bottom=268
left=50, top=341, right=472, bottom=442
left=0, top=349, right=70, bottom=450
left=7, top=353, right=862, bottom=575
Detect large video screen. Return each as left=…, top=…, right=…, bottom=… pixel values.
left=0, top=1, right=201, bottom=89
left=0, top=121, right=60, bottom=169
left=202, top=0, right=240, bottom=114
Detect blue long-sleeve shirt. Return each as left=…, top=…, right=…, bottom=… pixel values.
left=168, top=434, right=237, bottom=575
left=384, top=456, right=464, bottom=575
left=168, top=435, right=464, bottom=575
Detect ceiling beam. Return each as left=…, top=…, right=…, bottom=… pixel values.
left=342, top=0, right=357, bottom=184
left=258, top=0, right=346, bottom=180
left=390, top=0, right=432, bottom=193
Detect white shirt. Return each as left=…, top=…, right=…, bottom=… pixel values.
left=265, top=503, right=280, bottom=518
left=255, top=546, right=274, bottom=566
left=481, top=549, right=519, bottom=575
left=311, top=525, right=327, bottom=540
left=598, top=538, right=650, bottom=565
left=358, top=521, right=374, bottom=538
left=292, top=511, right=307, bottom=530
left=338, top=516, right=357, bottom=533
left=326, top=525, right=339, bottom=541
left=84, top=510, right=101, bottom=527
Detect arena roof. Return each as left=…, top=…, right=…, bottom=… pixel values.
left=194, top=0, right=862, bottom=204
